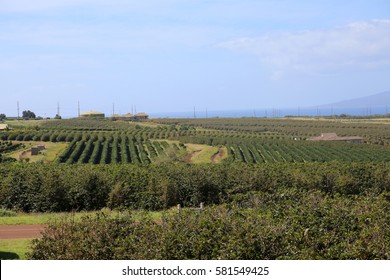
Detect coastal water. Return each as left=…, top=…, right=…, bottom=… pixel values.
left=150, top=106, right=389, bottom=119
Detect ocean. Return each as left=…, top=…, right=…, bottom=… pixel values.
left=149, top=106, right=390, bottom=119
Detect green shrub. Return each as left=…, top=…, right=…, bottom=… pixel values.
left=0, top=208, right=17, bottom=217
left=0, top=162, right=389, bottom=212
left=28, top=198, right=390, bottom=260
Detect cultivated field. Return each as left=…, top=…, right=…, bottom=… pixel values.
left=0, top=117, right=389, bottom=259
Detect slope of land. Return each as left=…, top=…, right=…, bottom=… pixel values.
left=320, top=90, right=390, bottom=108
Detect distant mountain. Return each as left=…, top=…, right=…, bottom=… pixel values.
left=320, top=91, right=390, bottom=108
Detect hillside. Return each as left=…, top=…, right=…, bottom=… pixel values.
left=321, top=91, right=390, bottom=108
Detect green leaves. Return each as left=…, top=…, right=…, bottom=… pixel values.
left=28, top=195, right=390, bottom=260
left=0, top=162, right=389, bottom=212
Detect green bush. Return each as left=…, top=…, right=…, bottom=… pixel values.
left=0, top=162, right=389, bottom=212
left=28, top=197, right=390, bottom=260
left=0, top=208, right=17, bottom=217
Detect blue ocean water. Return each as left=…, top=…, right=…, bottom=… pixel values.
left=150, top=106, right=389, bottom=118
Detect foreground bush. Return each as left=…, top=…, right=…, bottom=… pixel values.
left=28, top=191, right=389, bottom=260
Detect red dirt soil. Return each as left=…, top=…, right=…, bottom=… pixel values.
left=0, top=225, right=46, bottom=240
left=211, top=147, right=226, bottom=163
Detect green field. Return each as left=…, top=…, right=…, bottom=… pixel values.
left=2, top=117, right=390, bottom=164
left=0, top=239, right=33, bottom=260
left=1, top=117, right=389, bottom=260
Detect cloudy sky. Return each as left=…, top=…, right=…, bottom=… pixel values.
left=1, top=0, right=389, bottom=117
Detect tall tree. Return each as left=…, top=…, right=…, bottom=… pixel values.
left=22, top=110, right=36, bottom=119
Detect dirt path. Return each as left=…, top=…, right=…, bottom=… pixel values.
left=211, top=147, right=226, bottom=163
left=0, top=225, right=46, bottom=240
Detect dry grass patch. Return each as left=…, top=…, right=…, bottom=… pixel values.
left=185, top=144, right=220, bottom=164
left=6, top=141, right=68, bottom=163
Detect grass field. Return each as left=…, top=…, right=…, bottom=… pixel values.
left=0, top=212, right=89, bottom=225
left=6, top=141, right=68, bottom=163
left=0, top=239, right=33, bottom=260
left=5, top=119, right=51, bottom=128
left=184, top=143, right=221, bottom=163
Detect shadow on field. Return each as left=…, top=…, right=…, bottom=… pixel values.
left=0, top=251, right=20, bottom=260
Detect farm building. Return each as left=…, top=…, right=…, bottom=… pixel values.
left=37, top=145, right=45, bottom=151
left=80, top=111, right=105, bottom=118
left=308, top=133, right=363, bottom=143
left=134, top=112, right=149, bottom=120
left=111, top=112, right=149, bottom=121
left=0, top=124, right=9, bottom=130
left=31, top=147, right=40, bottom=156
left=111, top=113, right=134, bottom=121
left=31, top=145, right=45, bottom=156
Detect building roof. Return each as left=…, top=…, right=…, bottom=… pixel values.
left=0, top=124, right=9, bottom=130
left=112, top=113, right=134, bottom=118
left=81, top=111, right=105, bottom=115
left=81, top=111, right=104, bottom=115
left=135, top=112, right=148, bottom=117
left=308, top=133, right=363, bottom=141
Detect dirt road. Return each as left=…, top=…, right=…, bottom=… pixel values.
left=0, top=225, right=45, bottom=240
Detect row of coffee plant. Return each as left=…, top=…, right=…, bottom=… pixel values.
left=155, top=118, right=390, bottom=145
left=226, top=140, right=390, bottom=163
left=0, top=162, right=389, bottom=212
left=28, top=193, right=389, bottom=260
left=57, top=136, right=171, bottom=164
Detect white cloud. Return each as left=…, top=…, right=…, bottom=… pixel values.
left=219, top=20, right=390, bottom=79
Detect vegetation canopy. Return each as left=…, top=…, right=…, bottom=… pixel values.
left=0, top=117, right=389, bottom=260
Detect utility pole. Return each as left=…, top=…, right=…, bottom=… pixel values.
left=112, top=103, right=115, bottom=115
left=193, top=106, right=196, bottom=119
left=78, top=101, right=80, bottom=117
left=57, top=102, right=60, bottom=116
left=17, top=101, right=20, bottom=119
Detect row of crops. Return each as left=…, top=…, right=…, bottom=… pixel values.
left=227, top=141, right=390, bottom=163
left=0, top=127, right=283, bottom=145
left=3, top=131, right=390, bottom=164
left=0, top=141, right=23, bottom=154
left=10, top=117, right=390, bottom=146
left=2, top=117, right=390, bottom=164
left=155, top=118, right=390, bottom=145
left=0, top=141, right=21, bottom=162
left=57, top=136, right=178, bottom=164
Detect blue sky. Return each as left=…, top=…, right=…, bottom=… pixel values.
left=1, top=0, right=390, bottom=117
